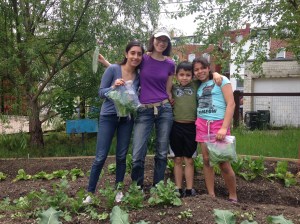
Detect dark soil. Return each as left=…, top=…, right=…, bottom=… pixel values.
left=0, top=156, right=300, bottom=224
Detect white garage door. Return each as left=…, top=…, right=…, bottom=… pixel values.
left=252, top=77, right=300, bottom=127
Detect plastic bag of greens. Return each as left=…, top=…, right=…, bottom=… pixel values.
left=105, top=80, right=141, bottom=117
left=204, top=135, right=237, bottom=166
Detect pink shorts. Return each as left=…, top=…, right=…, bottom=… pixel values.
left=195, top=117, right=231, bottom=143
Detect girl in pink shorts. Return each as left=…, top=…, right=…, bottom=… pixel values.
left=193, top=57, right=238, bottom=203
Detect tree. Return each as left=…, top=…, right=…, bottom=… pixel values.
left=177, top=0, right=300, bottom=74
left=0, top=0, right=160, bottom=148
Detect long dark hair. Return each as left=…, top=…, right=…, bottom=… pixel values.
left=119, top=40, right=145, bottom=70
left=147, top=35, right=172, bottom=56
left=192, top=57, right=213, bottom=80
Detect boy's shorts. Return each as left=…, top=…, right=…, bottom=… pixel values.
left=170, top=121, right=197, bottom=158
left=195, top=117, right=230, bottom=143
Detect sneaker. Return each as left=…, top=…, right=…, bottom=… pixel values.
left=115, top=191, right=124, bottom=203
left=168, top=146, right=175, bottom=157
left=175, top=188, right=185, bottom=198
left=192, top=150, right=198, bottom=158
left=185, top=188, right=197, bottom=197
left=83, top=195, right=92, bottom=204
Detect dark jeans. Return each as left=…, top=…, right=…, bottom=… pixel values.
left=87, top=115, right=133, bottom=193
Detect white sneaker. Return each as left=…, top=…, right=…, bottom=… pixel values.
left=168, top=146, right=175, bottom=157
left=83, top=195, right=92, bottom=204
left=115, top=191, right=124, bottom=203
left=192, top=150, right=198, bottom=158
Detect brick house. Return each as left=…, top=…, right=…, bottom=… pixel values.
left=171, top=36, right=225, bottom=75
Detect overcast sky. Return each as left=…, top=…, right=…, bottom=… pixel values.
left=158, top=1, right=199, bottom=36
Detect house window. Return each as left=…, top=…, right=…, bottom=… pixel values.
left=276, top=48, right=285, bottom=58
left=202, top=53, right=210, bottom=62
left=188, top=54, right=195, bottom=62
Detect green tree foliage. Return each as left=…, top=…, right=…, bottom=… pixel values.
left=0, top=0, right=160, bottom=148
left=177, top=0, right=300, bottom=74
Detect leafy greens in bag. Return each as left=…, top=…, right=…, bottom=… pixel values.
left=205, top=135, right=237, bottom=166
left=105, top=80, right=141, bottom=117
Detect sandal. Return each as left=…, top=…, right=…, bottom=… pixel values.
left=228, top=198, right=238, bottom=203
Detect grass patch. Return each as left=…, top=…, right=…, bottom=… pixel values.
left=232, top=126, right=300, bottom=159
left=0, top=127, right=299, bottom=159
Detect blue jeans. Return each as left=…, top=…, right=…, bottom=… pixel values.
left=88, top=115, right=134, bottom=193
left=131, top=103, right=173, bottom=186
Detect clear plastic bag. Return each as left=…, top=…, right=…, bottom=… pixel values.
left=92, top=46, right=99, bottom=74
left=204, top=135, right=237, bottom=166
left=105, top=80, right=141, bottom=117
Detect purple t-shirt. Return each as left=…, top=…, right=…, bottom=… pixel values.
left=139, top=54, right=175, bottom=104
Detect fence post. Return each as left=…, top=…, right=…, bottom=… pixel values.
left=233, top=90, right=241, bottom=128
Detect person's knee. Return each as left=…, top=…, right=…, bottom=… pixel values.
left=184, top=158, right=194, bottom=166
left=202, top=157, right=210, bottom=167
left=220, top=163, right=234, bottom=175
left=174, top=157, right=183, bottom=165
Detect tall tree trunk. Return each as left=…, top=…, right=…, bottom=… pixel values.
left=29, top=98, right=44, bottom=148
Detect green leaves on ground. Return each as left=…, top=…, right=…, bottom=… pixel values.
left=267, top=214, right=294, bottom=224
left=121, top=182, right=144, bottom=210
left=99, top=182, right=118, bottom=209
left=13, top=168, right=84, bottom=181
left=110, top=206, right=130, bottom=224
left=267, top=161, right=297, bottom=187
left=13, top=169, right=32, bottom=181
left=233, top=156, right=265, bottom=181
left=38, top=207, right=63, bottom=224
left=214, top=209, right=236, bottom=224
left=0, top=172, right=7, bottom=180
left=148, top=179, right=182, bottom=206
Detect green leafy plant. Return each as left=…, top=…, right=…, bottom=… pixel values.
left=52, top=170, right=69, bottom=179
left=126, top=153, right=133, bottom=173
left=110, top=206, right=149, bottom=224
left=85, top=206, right=109, bottom=221
left=110, top=206, right=130, bottom=224
left=69, top=168, right=84, bottom=181
left=13, top=196, right=31, bottom=210
left=267, top=214, right=294, bottom=224
left=13, top=169, right=32, bottom=182
left=38, top=207, right=63, bottom=224
left=213, top=209, right=236, bottom=224
left=32, top=171, right=54, bottom=180
left=193, top=155, right=204, bottom=172
left=178, top=209, right=193, bottom=219
left=99, top=182, right=118, bottom=209
left=148, top=179, right=182, bottom=206
left=108, top=163, right=117, bottom=174
left=166, top=158, right=174, bottom=173
left=238, top=156, right=265, bottom=181
left=234, top=210, right=257, bottom=223
left=231, top=157, right=244, bottom=174
left=0, top=172, right=7, bottom=180
left=267, top=161, right=297, bottom=187
left=241, top=221, right=258, bottom=224
left=121, top=182, right=144, bottom=210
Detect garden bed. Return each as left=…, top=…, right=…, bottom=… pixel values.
left=0, top=156, right=300, bottom=223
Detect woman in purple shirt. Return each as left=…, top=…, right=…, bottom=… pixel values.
left=131, top=27, right=175, bottom=188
